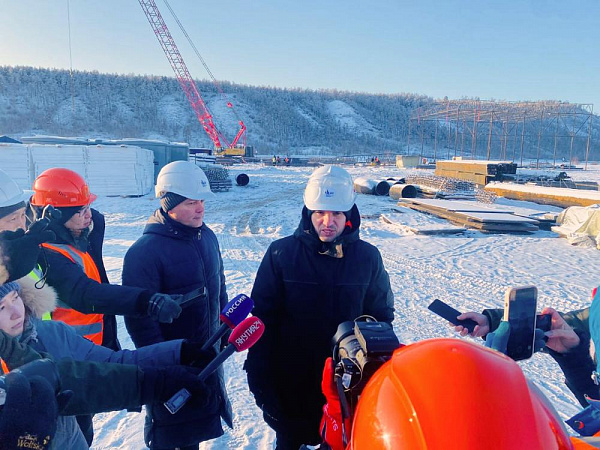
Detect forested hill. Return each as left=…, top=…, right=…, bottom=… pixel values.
left=1, top=66, right=598, bottom=160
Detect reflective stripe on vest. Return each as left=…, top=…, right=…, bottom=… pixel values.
left=42, top=243, right=104, bottom=345
left=27, top=267, right=52, bottom=321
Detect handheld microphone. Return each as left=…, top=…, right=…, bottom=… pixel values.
left=164, top=316, right=265, bottom=415
left=200, top=294, right=254, bottom=351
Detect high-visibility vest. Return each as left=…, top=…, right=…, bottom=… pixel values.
left=0, top=358, right=8, bottom=374
left=26, top=267, right=53, bottom=321
left=42, top=243, right=104, bottom=345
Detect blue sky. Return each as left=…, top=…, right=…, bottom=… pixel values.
left=2, top=0, right=599, bottom=109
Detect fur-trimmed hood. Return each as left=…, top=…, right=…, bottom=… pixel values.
left=16, top=275, right=57, bottom=319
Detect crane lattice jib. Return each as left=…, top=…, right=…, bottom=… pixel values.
left=138, top=0, right=228, bottom=149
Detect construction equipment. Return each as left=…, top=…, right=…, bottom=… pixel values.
left=138, top=0, right=247, bottom=156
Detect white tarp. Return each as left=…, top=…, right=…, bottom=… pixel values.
left=552, top=204, right=600, bottom=248
left=0, top=143, right=154, bottom=196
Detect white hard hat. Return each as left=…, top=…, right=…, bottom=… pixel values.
left=155, top=161, right=215, bottom=200
left=0, top=169, right=33, bottom=208
left=303, top=165, right=356, bottom=211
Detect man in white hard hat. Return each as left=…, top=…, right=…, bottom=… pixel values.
left=0, top=169, right=31, bottom=232
left=122, top=160, right=232, bottom=450
left=245, top=165, right=394, bottom=450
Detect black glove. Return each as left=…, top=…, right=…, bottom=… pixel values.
left=0, top=228, right=54, bottom=283
left=180, top=341, right=217, bottom=368
left=147, top=293, right=183, bottom=323
left=140, top=365, right=207, bottom=404
left=0, top=372, right=62, bottom=450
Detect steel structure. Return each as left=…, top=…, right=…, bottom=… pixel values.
left=408, top=99, right=596, bottom=168
left=138, top=0, right=246, bottom=150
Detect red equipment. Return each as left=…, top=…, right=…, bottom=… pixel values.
left=138, top=0, right=246, bottom=151
left=349, top=338, right=572, bottom=450
left=31, top=168, right=97, bottom=208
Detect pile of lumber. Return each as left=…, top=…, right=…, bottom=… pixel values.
left=435, top=160, right=517, bottom=186
left=398, top=198, right=542, bottom=233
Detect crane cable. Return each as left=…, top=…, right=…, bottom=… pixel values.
left=67, top=0, right=75, bottom=114
left=162, top=0, right=243, bottom=122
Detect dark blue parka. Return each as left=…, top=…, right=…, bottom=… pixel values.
left=123, top=209, right=233, bottom=449
left=244, top=205, right=395, bottom=438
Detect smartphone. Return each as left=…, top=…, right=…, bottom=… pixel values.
left=164, top=388, right=191, bottom=415
left=428, top=299, right=477, bottom=333
left=503, top=286, right=538, bottom=361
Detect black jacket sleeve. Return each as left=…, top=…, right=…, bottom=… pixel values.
left=57, top=360, right=146, bottom=416
left=122, top=243, right=166, bottom=347
left=41, top=246, right=151, bottom=316
left=364, top=249, right=394, bottom=324
left=545, top=329, right=598, bottom=407
left=245, top=245, right=284, bottom=411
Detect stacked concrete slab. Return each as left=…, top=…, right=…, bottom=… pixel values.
left=0, top=143, right=154, bottom=196
left=435, top=160, right=517, bottom=186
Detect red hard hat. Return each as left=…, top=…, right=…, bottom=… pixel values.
left=350, top=338, right=572, bottom=450
left=30, top=168, right=97, bottom=207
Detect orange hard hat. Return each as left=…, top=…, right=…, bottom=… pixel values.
left=30, top=168, right=97, bottom=207
left=350, top=338, right=572, bottom=450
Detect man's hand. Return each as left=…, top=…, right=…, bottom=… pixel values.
left=0, top=228, right=54, bottom=283
left=180, top=341, right=217, bottom=368
left=140, top=365, right=207, bottom=404
left=147, top=293, right=183, bottom=323
left=541, top=307, right=580, bottom=353
left=454, top=312, right=490, bottom=337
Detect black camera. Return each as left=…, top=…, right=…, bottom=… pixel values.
left=332, top=319, right=400, bottom=397
left=0, top=359, right=61, bottom=407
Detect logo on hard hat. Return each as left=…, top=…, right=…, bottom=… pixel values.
left=201, top=180, right=207, bottom=188
left=324, top=189, right=334, bottom=198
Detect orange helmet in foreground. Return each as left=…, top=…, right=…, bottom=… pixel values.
left=30, top=168, right=97, bottom=207
left=350, top=338, right=572, bottom=450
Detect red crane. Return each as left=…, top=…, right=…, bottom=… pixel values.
left=138, top=0, right=246, bottom=152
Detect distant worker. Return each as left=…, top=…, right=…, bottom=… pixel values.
left=245, top=165, right=394, bottom=449
left=272, top=155, right=277, bottom=166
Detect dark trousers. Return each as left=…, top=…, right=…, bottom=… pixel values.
left=270, top=413, right=322, bottom=450
left=76, top=414, right=94, bottom=446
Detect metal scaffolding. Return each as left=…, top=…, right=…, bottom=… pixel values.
left=407, top=99, right=596, bottom=169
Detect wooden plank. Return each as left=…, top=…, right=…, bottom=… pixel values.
left=461, top=212, right=539, bottom=224
left=485, top=184, right=600, bottom=208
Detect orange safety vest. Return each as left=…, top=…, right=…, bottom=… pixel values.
left=42, top=243, right=104, bottom=345
left=0, top=358, right=8, bottom=374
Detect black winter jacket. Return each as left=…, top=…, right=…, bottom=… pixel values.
left=244, top=205, right=394, bottom=429
left=122, top=209, right=233, bottom=449
left=40, top=209, right=151, bottom=350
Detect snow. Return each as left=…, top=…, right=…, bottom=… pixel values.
left=90, top=164, right=600, bottom=449
left=488, top=181, right=600, bottom=200
left=326, top=100, right=379, bottom=136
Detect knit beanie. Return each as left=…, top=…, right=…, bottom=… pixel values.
left=161, top=192, right=187, bottom=212
left=0, top=201, right=25, bottom=220
left=0, top=281, right=19, bottom=300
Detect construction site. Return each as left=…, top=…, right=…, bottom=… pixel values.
left=407, top=99, right=596, bottom=169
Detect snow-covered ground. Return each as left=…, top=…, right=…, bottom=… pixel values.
left=91, top=164, right=600, bottom=449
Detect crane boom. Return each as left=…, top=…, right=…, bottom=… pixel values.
left=138, top=0, right=245, bottom=150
